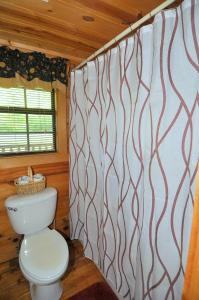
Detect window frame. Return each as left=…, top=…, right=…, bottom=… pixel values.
left=0, top=87, right=57, bottom=156
left=0, top=87, right=68, bottom=170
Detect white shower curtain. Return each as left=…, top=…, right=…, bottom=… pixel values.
left=70, top=0, right=199, bottom=299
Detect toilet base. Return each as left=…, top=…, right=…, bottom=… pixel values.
left=30, top=280, right=63, bottom=300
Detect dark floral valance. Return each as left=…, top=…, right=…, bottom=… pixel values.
left=0, top=46, right=68, bottom=86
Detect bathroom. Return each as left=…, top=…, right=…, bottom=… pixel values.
left=0, top=0, right=199, bottom=299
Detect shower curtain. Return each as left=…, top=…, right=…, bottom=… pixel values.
left=70, top=0, right=199, bottom=299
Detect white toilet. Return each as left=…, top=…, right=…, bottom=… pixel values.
left=5, top=187, right=69, bottom=300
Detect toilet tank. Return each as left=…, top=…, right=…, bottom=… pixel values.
left=5, top=187, right=57, bottom=235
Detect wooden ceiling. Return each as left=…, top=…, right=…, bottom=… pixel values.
left=0, top=0, right=172, bottom=65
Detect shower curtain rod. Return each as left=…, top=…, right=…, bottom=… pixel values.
left=75, top=0, right=177, bottom=70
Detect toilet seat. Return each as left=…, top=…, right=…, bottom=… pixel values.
left=19, top=228, right=69, bottom=284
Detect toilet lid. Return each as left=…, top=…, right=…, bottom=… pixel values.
left=19, top=228, right=69, bottom=281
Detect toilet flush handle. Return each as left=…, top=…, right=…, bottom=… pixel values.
left=7, top=207, right=18, bottom=212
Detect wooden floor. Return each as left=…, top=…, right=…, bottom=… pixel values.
left=0, top=239, right=105, bottom=300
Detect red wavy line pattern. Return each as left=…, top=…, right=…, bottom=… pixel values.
left=69, top=0, right=199, bottom=299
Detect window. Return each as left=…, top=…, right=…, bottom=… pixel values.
left=0, top=87, right=56, bottom=156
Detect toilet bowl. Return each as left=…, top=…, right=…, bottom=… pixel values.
left=5, top=187, right=69, bottom=300
left=19, top=228, right=69, bottom=300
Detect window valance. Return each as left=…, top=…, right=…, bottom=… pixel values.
left=0, top=46, right=68, bottom=86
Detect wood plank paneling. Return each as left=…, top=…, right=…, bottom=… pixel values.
left=0, top=234, right=21, bottom=264
left=0, top=6, right=104, bottom=49
left=0, top=0, right=174, bottom=64
left=0, top=161, right=69, bottom=184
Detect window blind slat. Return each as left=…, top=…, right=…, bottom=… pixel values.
left=0, top=87, right=24, bottom=107
left=26, top=89, right=52, bottom=109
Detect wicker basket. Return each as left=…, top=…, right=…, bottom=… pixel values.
left=14, top=167, right=46, bottom=195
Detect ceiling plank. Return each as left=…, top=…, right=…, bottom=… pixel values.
left=0, top=4, right=109, bottom=45
left=0, top=20, right=96, bottom=54
left=59, top=0, right=141, bottom=25
left=0, top=38, right=81, bottom=62
left=0, top=0, right=178, bottom=63
left=0, top=30, right=84, bottom=64
left=0, top=6, right=105, bottom=49
left=0, top=0, right=127, bottom=35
